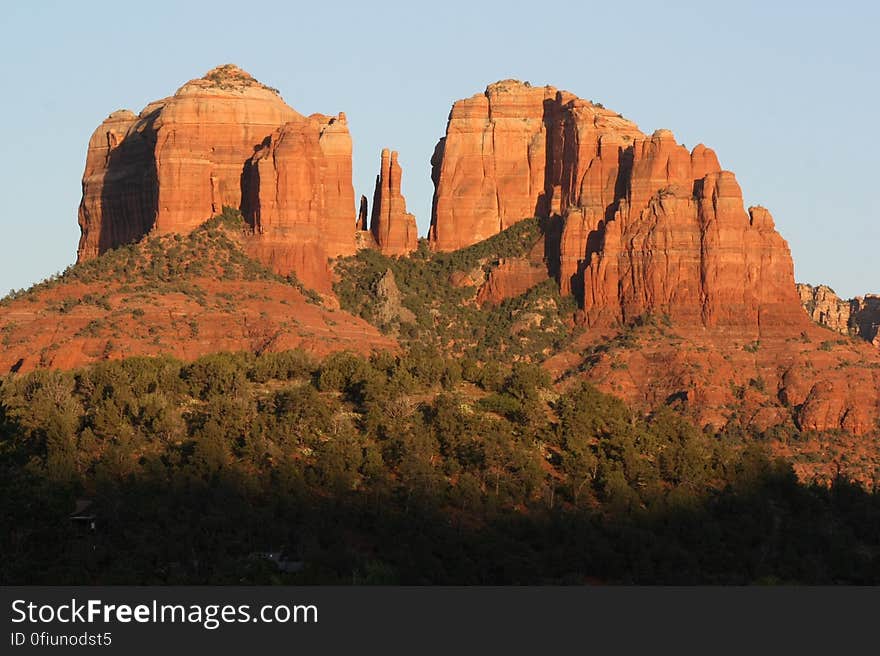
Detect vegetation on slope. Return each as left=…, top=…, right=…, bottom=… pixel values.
left=1, top=208, right=319, bottom=308
left=0, top=208, right=337, bottom=367
left=3, top=212, right=879, bottom=585
left=334, top=218, right=579, bottom=361
left=2, top=349, right=880, bottom=584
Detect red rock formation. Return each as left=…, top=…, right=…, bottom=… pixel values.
left=78, top=65, right=300, bottom=260
left=568, top=127, right=729, bottom=311
left=798, top=283, right=880, bottom=346
left=558, top=207, right=602, bottom=295
left=798, top=284, right=851, bottom=333
left=69, top=71, right=880, bottom=444
left=370, top=149, right=418, bottom=256
left=581, top=163, right=806, bottom=331
left=553, top=130, right=720, bottom=301
left=432, top=81, right=880, bottom=438
left=356, top=195, right=369, bottom=231
left=150, top=68, right=303, bottom=236
left=429, top=81, right=556, bottom=251
left=476, top=258, right=548, bottom=306
left=430, top=83, right=803, bottom=332
left=241, top=112, right=356, bottom=291
left=77, top=109, right=160, bottom=260
left=429, top=80, right=642, bottom=252
left=852, top=295, right=880, bottom=346
left=77, top=65, right=356, bottom=292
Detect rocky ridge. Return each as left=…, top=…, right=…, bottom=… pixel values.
left=798, top=283, right=880, bottom=347
left=2, top=217, right=394, bottom=373
left=428, top=81, right=803, bottom=333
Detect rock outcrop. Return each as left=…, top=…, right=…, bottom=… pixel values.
left=428, top=80, right=642, bottom=252
left=430, top=81, right=805, bottom=332
left=241, top=112, right=356, bottom=291
left=852, top=296, right=880, bottom=346
left=429, top=82, right=558, bottom=251
left=798, top=283, right=880, bottom=346
left=581, top=164, right=806, bottom=331
left=476, top=258, right=548, bottom=306
left=77, top=65, right=355, bottom=292
left=372, top=269, right=416, bottom=326
left=356, top=195, right=369, bottom=231
left=370, top=149, right=419, bottom=256
left=77, top=109, right=160, bottom=260
left=798, top=284, right=853, bottom=334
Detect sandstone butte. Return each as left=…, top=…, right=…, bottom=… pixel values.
left=79, top=65, right=383, bottom=293
left=429, top=80, right=802, bottom=329
left=369, top=149, right=419, bottom=255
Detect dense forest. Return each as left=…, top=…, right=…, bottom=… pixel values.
left=3, top=347, right=880, bottom=584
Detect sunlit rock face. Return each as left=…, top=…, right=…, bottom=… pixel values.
left=78, top=64, right=356, bottom=292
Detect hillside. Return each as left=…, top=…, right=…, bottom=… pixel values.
left=0, top=210, right=395, bottom=372
left=335, top=217, right=579, bottom=359
left=4, top=336, right=880, bottom=585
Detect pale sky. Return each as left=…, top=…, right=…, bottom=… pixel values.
left=1, top=0, right=876, bottom=298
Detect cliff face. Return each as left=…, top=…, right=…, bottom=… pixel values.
left=581, top=163, right=806, bottom=332
left=369, top=149, right=419, bottom=256
left=798, top=284, right=852, bottom=334
left=798, top=283, right=880, bottom=346
left=430, top=81, right=805, bottom=332
left=475, top=257, right=548, bottom=306
left=428, top=80, right=642, bottom=252
left=241, top=112, right=356, bottom=292
left=852, top=296, right=880, bottom=345
left=428, top=82, right=557, bottom=250
left=77, top=65, right=354, bottom=291
left=77, top=109, right=162, bottom=260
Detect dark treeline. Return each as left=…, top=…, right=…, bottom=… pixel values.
left=2, top=348, right=880, bottom=584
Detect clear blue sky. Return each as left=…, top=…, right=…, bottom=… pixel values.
left=1, top=0, right=876, bottom=298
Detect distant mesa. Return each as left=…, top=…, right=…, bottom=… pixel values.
left=798, top=283, right=880, bottom=347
